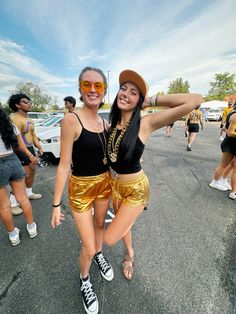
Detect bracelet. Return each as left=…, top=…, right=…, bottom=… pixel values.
left=150, top=95, right=157, bottom=107
left=53, top=202, right=61, bottom=208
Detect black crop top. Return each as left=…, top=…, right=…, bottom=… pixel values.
left=71, top=113, right=109, bottom=176
left=108, top=129, right=145, bottom=174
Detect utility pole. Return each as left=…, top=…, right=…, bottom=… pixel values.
left=107, top=70, right=110, bottom=105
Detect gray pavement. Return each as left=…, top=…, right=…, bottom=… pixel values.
left=0, top=121, right=235, bottom=314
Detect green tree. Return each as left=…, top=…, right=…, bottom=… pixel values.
left=207, top=72, right=236, bottom=100
left=167, top=78, right=190, bottom=94
left=10, top=82, right=55, bottom=111
left=51, top=104, right=59, bottom=111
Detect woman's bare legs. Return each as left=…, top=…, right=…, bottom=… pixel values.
left=93, top=199, right=109, bottom=253
left=213, top=152, right=233, bottom=180
left=11, top=179, right=33, bottom=224
left=104, top=200, right=144, bottom=279
left=0, top=187, right=15, bottom=232
left=72, top=209, right=96, bottom=278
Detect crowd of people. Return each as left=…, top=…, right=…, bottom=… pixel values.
left=0, top=67, right=235, bottom=314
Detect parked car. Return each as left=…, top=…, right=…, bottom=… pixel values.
left=35, top=114, right=64, bottom=133
left=28, top=112, right=51, bottom=123
left=38, top=127, right=61, bottom=160
left=207, top=109, right=223, bottom=121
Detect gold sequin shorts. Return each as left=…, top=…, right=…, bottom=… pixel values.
left=111, top=172, right=149, bottom=207
left=68, top=171, right=111, bottom=213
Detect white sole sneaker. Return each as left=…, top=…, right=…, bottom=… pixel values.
left=27, top=223, right=38, bottom=238
left=209, top=181, right=227, bottom=191
left=9, top=227, right=20, bottom=246
left=229, top=192, right=236, bottom=200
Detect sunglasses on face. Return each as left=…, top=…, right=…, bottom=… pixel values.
left=80, top=80, right=106, bottom=94
left=21, top=100, right=32, bottom=105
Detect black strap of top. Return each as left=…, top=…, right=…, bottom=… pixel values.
left=71, top=112, right=106, bottom=131
left=71, top=112, right=84, bottom=128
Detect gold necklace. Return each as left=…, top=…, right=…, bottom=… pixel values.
left=107, top=121, right=130, bottom=162
left=97, top=130, right=107, bottom=165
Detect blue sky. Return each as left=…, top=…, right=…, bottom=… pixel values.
left=0, top=0, right=235, bottom=106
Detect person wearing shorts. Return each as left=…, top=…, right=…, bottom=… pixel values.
left=209, top=105, right=236, bottom=192
left=51, top=67, right=114, bottom=314
left=185, top=106, right=204, bottom=151
left=8, top=93, right=43, bottom=213
left=103, top=69, right=202, bottom=281
left=225, top=103, right=236, bottom=199
left=0, top=108, right=37, bottom=246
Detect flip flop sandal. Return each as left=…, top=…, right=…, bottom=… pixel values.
left=122, top=254, right=134, bottom=280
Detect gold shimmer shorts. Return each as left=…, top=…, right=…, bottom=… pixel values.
left=69, top=172, right=111, bottom=213
left=111, top=172, right=149, bottom=207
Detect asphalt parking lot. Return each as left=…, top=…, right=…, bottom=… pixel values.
left=0, top=121, right=235, bottom=314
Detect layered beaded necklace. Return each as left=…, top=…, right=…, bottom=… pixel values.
left=107, top=120, right=130, bottom=163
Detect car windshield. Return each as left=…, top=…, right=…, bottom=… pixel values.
left=39, top=116, right=63, bottom=126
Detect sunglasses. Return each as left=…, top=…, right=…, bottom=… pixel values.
left=80, top=80, right=106, bottom=94
left=21, top=100, right=32, bottom=105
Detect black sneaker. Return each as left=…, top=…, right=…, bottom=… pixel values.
left=187, top=145, right=192, bottom=151
left=94, top=252, right=114, bottom=281
left=80, top=276, right=98, bottom=314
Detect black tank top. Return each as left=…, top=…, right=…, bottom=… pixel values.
left=108, top=129, right=145, bottom=174
left=71, top=112, right=109, bottom=176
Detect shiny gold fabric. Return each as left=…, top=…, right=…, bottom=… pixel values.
left=111, top=172, right=149, bottom=207
left=69, top=172, right=111, bottom=213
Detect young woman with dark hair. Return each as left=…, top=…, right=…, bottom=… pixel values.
left=0, top=108, right=37, bottom=246
left=51, top=67, right=113, bottom=314
left=103, top=69, right=202, bottom=280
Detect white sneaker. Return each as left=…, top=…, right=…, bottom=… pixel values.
left=28, top=193, right=42, bottom=200
left=11, top=205, right=23, bottom=216
left=219, top=136, right=224, bottom=141
left=27, top=222, right=38, bottom=238
left=10, top=193, right=19, bottom=207
left=209, top=180, right=227, bottom=191
left=220, top=179, right=232, bottom=191
left=229, top=192, right=236, bottom=200
left=8, top=227, right=20, bottom=246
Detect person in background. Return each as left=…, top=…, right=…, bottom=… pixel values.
left=165, top=123, right=174, bottom=137
left=202, top=108, right=209, bottom=122
left=210, top=102, right=236, bottom=192
left=8, top=93, right=43, bottom=215
left=185, top=106, right=204, bottom=151
left=103, top=69, right=202, bottom=281
left=51, top=67, right=114, bottom=314
left=219, top=102, right=233, bottom=141
left=64, top=96, right=76, bottom=113
left=224, top=102, right=236, bottom=199
left=0, top=108, right=37, bottom=246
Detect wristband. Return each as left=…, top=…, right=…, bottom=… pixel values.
left=53, top=202, right=61, bottom=208
left=150, top=95, right=157, bottom=107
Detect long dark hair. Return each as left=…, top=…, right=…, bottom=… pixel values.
left=109, top=92, right=144, bottom=161
left=0, top=108, right=18, bottom=150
